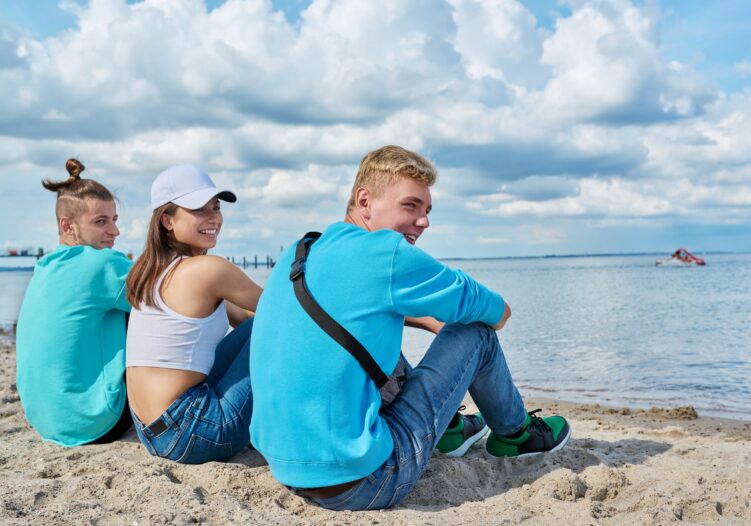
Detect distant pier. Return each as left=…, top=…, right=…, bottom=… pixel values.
left=1, top=248, right=45, bottom=260
left=2, top=249, right=278, bottom=270
left=227, top=255, right=276, bottom=270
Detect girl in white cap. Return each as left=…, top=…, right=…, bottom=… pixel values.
left=125, top=164, right=262, bottom=464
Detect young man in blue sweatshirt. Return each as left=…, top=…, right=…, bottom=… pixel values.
left=250, top=145, right=570, bottom=510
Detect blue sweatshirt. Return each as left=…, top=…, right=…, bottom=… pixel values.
left=250, top=222, right=504, bottom=487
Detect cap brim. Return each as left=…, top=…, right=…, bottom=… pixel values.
left=172, top=188, right=237, bottom=210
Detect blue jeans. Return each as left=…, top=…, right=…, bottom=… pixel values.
left=131, top=318, right=254, bottom=464
left=306, top=322, right=526, bottom=510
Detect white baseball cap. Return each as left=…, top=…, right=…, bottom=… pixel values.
left=151, top=164, right=237, bottom=211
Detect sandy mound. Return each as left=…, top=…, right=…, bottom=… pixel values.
left=1, top=335, right=749, bottom=525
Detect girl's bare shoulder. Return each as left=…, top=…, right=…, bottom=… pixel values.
left=174, top=254, right=233, bottom=278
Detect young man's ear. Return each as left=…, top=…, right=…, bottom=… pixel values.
left=59, top=216, right=75, bottom=236
left=160, top=213, right=174, bottom=231
left=355, top=187, right=371, bottom=221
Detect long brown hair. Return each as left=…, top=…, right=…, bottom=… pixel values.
left=126, top=203, right=196, bottom=308
left=43, top=159, right=115, bottom=222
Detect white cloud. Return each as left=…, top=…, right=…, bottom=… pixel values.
left=0, top=22, right=27, bottom=69
left=476, top=236, right=511, bottom=244
left=240, top=165, right=346, bottom=208
left=124, top=217, right=148, bottom=242
left=0, top=0, right=715, bottom=142
left=522, top=225, right=563, bottom=244
left=736, top=60, right=751, bottom=78
left=448, top=0, right=549, bottom=89
left=476, top=177, right=672, bottom=218
left=0, top=0, right=748, bottom=257
left=536, top=0, right=714, bottom=123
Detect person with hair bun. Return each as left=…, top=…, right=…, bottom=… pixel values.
left=16, top=159, right=134, bottom=447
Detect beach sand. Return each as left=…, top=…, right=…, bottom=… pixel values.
left=1, top=333, right=749, bottom=525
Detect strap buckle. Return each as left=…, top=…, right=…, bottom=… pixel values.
left=289, top=257, right=306, bottom=281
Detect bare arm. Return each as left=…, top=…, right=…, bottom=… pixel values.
left=406, top=305, right=508, bottom=333
left=210, top=258, right=263, bottom=312
left=161, top=256, right=263, bottom=319
left=226, top=302, right=255, bottom=328
left=491, top=303, right=512, bottom=331
left=405, top=316, right=444, bottom=334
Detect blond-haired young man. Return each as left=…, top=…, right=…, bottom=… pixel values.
left=250, top=145, right=570, bottom=510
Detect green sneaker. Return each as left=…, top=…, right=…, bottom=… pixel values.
left=485, top=409, right=571, bottom=458
left=436, top=409, right=489, bottom=457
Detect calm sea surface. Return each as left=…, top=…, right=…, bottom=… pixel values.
left=3, top=253, right=749, bottom=420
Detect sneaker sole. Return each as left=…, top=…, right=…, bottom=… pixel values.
left=442, top=425, right=489, bottom=457
left=485, top=424, right=572, bottom=461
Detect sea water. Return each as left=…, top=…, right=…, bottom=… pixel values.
left=401, top=253, right=751, bottom=420
left=3, top=253, right=749, bottom=420
left=0, top=257, right=35, bottom=326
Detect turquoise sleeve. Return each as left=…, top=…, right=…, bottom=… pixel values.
left=110, top=251, right=133, bottom=312
left=389, top=239, right=505, bottom=326
left=91, top=248, right=133, bottom=312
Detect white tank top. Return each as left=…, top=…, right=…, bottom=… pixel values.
left=126, top=257, right=229, bottom=375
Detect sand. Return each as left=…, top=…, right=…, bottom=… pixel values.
left=1, top=331, right=749, bottom=525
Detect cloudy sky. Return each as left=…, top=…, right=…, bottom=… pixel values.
left=1, top=0, right=749, bottom=259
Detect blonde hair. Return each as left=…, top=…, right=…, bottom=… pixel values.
left=43, top=159, right=115, bottom=223
left=347, top=145, right=437, bottom=211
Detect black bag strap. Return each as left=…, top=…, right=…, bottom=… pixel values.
left=289, top=232, right=389, bottom=388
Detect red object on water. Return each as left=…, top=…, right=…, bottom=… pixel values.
left=657, top=247, right=705, bottom=266
left=676, top=247, right=705, bottom=265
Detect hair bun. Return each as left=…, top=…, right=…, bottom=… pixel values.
left=65, top=158, right=85, bottom=180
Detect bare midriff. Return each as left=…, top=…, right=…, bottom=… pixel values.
left=126, top=367, right=207, bottom=425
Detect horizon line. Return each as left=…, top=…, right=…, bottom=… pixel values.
left=2, top=249, right=749, bottom=266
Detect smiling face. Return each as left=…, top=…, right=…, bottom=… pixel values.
left=63, top=197, right=120, bottom=249
left=359, top=175, right=432, bottom=245
left=161, top=197, right=223, bottom=256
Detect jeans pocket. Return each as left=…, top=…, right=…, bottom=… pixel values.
left=386, top=482, right=414, bottom=509
left=176, top=433, right=233, bottom=464
left=145, top=425, right=184, bottom=459
left=309, top=477, right=367, bottom=510
left=132, top=411, right=181, bottom=459
left=133, top=424, right=157, bottom=457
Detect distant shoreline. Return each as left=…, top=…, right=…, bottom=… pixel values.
left=440, top=250, right=746, bottom=261
left=3, top=250, right=747, bottom=266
